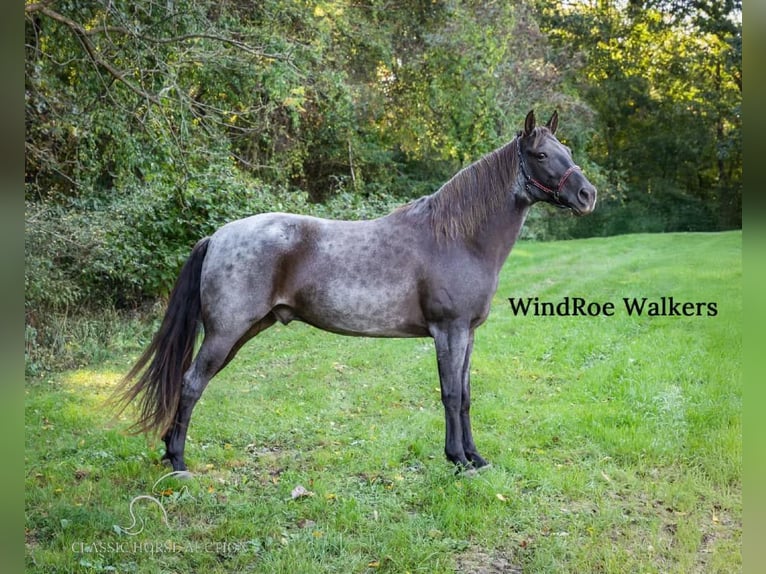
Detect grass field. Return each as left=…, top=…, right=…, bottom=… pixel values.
left=25, top=231, right=742, bottom=573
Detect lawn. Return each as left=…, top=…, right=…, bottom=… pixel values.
left=25, top=231, right=742, bottom=573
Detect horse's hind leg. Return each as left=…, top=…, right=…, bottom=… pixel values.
left=161, top=335, right=228, bottom=473
left=163, top=315, right=276, bottom=473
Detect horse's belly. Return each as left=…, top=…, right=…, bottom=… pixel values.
left=290, top=279, right=427, bottom=338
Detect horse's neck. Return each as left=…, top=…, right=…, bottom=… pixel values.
left=473, top=191, right=531, bottom=272
left=465, top=139, right=530, bottom=271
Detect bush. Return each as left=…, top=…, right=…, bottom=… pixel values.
left=24, top=305, right=159, bottom=377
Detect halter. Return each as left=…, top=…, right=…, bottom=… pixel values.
left=517, top=140, right=581, bottom=204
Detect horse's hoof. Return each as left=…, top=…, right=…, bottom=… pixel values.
left=161, top=454, right=189, bottom=476
left=475, top=462, right=493, bottom=473
left=171, top=470, right=194, bottom=480
left=457, top=462, right=492, bottom=478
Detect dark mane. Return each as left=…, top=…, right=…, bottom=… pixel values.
left=395, top=130, right=548, bottom=239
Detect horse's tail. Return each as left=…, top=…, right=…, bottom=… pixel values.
left=112, top=237, right=210, bottom=438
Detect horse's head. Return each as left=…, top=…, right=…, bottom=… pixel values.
left=517, top=110, right=597, bottom=215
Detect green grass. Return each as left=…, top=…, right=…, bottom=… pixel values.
left=25, top=231, right=741, bottom=573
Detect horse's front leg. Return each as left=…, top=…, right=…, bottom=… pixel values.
left=431, top=322, right=472, bottom=469
left=459, top=330, right=489, bottom=469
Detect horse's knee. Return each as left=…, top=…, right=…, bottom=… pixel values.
left=441, top=388, right=462, bottom=410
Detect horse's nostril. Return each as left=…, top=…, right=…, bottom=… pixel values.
left=578, top=187, right=596, bottom=205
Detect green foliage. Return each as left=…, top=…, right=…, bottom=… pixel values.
left=537, top=0, right=742, bottom=234
left=24, top=305, right=156, bottom=378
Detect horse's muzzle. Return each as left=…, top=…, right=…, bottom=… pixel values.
left=572, top=186, right=597, bottom=215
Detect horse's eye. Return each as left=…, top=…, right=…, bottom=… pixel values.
left=537, top=152, right=547, bottom=160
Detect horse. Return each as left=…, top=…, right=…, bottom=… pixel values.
left=114, top=110, right=597, bottom=475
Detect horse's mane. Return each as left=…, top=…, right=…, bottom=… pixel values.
left=395, top=128, right=550, bottom=240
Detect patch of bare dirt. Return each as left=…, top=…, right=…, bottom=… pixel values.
left=454, top=547, right=522, bottom=574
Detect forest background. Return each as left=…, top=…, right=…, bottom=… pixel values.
left=24, top=0, right=741, bottom=374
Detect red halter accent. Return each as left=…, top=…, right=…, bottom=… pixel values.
left=528, top=164, right=581, bottom=197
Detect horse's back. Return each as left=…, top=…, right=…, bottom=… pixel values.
left=201, top=212, right=432, bottom=337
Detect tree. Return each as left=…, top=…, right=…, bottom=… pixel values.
left=538, top=0, right=741, bottom=233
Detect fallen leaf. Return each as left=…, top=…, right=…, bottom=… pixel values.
left=496, top=493, right=509, bottom=502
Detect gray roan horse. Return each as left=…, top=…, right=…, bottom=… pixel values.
left=115, top=110, right=597, bottom=475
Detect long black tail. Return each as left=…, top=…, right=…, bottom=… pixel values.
left=113, top=237, right=210, bottom=437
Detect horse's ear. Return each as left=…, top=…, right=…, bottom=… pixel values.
left=523, top=110, right=535, bottom=136
left=546, top=110, right=559, bottom=135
